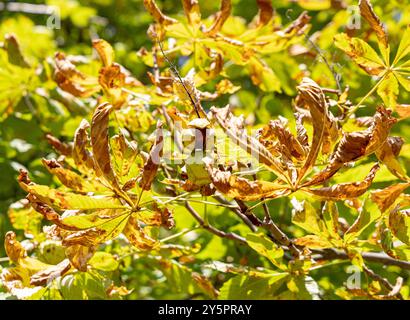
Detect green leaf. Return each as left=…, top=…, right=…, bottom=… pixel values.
left=389, top=209, right=410, bottom=245
left=344, top=199, right=381, bottom=244
left=89, top=252, right=119, bottom=272
left=246, top=233, right=285, bottom=269
left=218, top=273, right=289, bottom=300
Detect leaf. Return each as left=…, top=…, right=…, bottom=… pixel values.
left=30, top=260, right=71, bottom=286
left=8, top=199, right=42, bottom=237
left=139, top=121, right=164, bottom=191
left=205, top=165, right=290, bottom=201
left=210, top=106, right=290, bottom=184
left=359, top=0, right=389, bottom=49
left=91, top=103, right=121, bottom=190
left=54, top=52, right=99, bottom=97
left=377, top=72, right=399, bottom=107
left=143, top=0, right=177, bottom=26
left=246, top=233, right=285, bottom=269
left=296, top=77, right=338, bottom=182
left=305, top=107, right=395, bottom=186
left=4, top=231, right=26, bottom=263
left=393, top=25, right=410, bottom=64
left=3, top=34, right=30, bottom=68
left=294, top=235, right=333, bottom=249
left=18, top=177, right=125, bottom=211
left=396, top=104, right=410, bottom=120
left=123, top=215, right=159, bottom=250
left=255, top=0, right=273, bottom=27
left=371, top=183, right=410, bottom=213
left=375, top=136, right=407, bottom=180
left=218, top=273, right=289, bottom=300
left=182, top=0, right=201, bottom=27
left=42, top=159, right=86, bottom=192
left=334, top=33, right=385, bottom=76
left=344, top=199, right=381, bottom=243
left=202, top=0, right=232, bottom=36
left=88, top=252, right=119, bottom=272
left=92, top=39, right=114, bottom=67
left=389, top=208, right=410, bottom=245
left=305, top=164, right=379, bottom=201
left=72, top=119, right=95, bottom=171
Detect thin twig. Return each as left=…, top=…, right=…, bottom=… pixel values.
left=312, top=248, right=410, bottom=270
left=184, top=202, right=247, bottom=245
left=363, top=265, right=404, bottom=300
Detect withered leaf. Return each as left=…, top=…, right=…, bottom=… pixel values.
left=211, top=106, right=290, bottom=184
left=91, top=103, right=121, bottom=190
left=305, top=107, right=395, bottom=186
left=65, top=244, right=97, bottom=272
left=371, top=183, right=410, bottom=213
left=54, top=52, right=99, bottom=98
left=359, top=0, right=388, bottom=49
left=305, top=164, right=379, bottom=200
left=255, top=0, right=274, bottom=27
left=182, top=0, right=201, bottom=27
left=375, top=136, right=407, bottom=180
left=42, top=159, right=84, bottom=192
left=143, top=0, right=177, bottom=26
left=139, top=121, right=164, bottom=191
left=205, top=164, right=290, bottom=201
left=30, top=259, right=71, bottom=286
left=202, top=0, right=232, bottom=36
left=45, top=134, right=73, bottom=157
left=296, top=78, right=339, bottom=182
left=92, top=39, right=114, bottom=67
left=123, top=215, right=159, bottom=250
left=73, top=119, right=95, bottom=171
left=389, top=208, right=410, bottom=246
left=5, top=231, right=26, bottom=263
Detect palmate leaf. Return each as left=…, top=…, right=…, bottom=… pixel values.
left=14, top=103, right=172, bottom=271
left=335, top=0, right=410, bottom=107
left=143, top=0, right=310, bottom=92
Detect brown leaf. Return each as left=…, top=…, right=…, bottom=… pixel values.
left=42, top=159, right=84, bottom=191
left=92, top=39, right=114, bottom=67
left=255, top=0, right=274, bottom=27
left=305, top=107, right=395, bottom=186
left=396, top=104, right=410, bottom=120
left=182, top=0, right=201, bottom=27
left=54, top=52, right=99, bottom=98
left=30, top=259, right=71, bottom=286
left=143, top=0, right=177, bottom=26
left=45, top=134, right=73, bottom=157
left=284, top=11, right=311, bottom=35
left=123, top=215, right=159, bottom=250
left=376, top=136, right=407, bottom=180
left=73, top=119, right=95, bottom=171
left=257, top=119, right=306, bottom=161
left=305, top=164, right=379, bottom=200
left=65, top=244, right=97, bottom=272
left=359, top=0, right=388, bottom=48
left=91, top=103, right=121, bottom=190
left=205, top=165, right=290, bottom=201
left=296, top=78, right=339, bottom=182
left=202, top=0, right=232, bottom=36
left=4, top=231, right=26, bottom=263
left=371, top=183, right=410, bottom=213
left=139, top=121, right=164, bottom=191
left=211, top=106, right=290, bottom=184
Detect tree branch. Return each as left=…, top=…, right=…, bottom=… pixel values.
left=184, top=202, right=247, bottom=245
left=312, top=248, right=410, bottom=270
